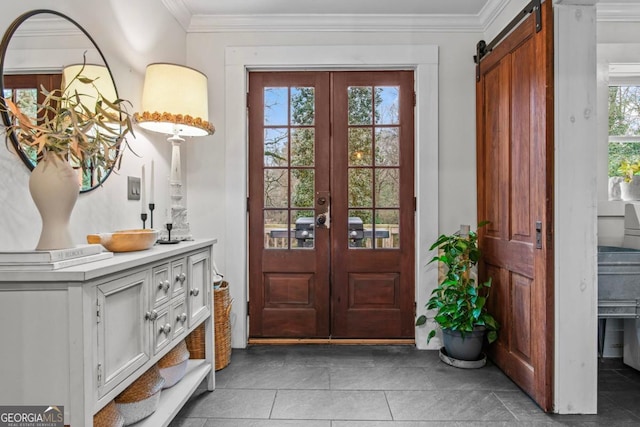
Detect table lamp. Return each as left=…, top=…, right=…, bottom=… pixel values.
left=134, top=63, right=214, bottom=241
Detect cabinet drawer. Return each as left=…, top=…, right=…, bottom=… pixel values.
left=172, top=298, right=188, bottom=339
left=153, top=304, right=173, bottom=355
left=152, top=263, right=172, bottom=308
left=172, top=258, right=187, bottom=297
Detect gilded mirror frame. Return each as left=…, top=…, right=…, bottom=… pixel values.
left=0, top=9, right=120, bottom=193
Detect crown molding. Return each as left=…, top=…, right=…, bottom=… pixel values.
left=159, top=0, right=509, bottom=33
left=162, top=0, right=192, bottom=31
left=597, top=2, right=640, bottom=22
left=188, top=13, right=492, bottom=33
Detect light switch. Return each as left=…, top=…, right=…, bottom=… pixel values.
left=128, top=176, right=141, bottom=200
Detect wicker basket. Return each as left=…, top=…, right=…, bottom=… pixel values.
left=214, top=281, right=232, bottom=370
left=115, top=365, right=165, bottom=425
left=158, top=340, right=190, bottom=388
left=158, top=340, right=190, bottom=368
left=93, top=401, right=124, bottom=427
left=115, top=364, right=164, bottom=404
left=185, top=323, right=206, bottom=359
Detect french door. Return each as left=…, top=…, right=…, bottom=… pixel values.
left=248, top=71, right=415, bottom=339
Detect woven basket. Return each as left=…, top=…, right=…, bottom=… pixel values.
left=158, top=340, right=190, bottom=368
left=214, top=281, right=232, bottom=370
left=185, top=323, right=206, bottom=359
left=158, top=340, right=190, bottom=388
left=93, top=401, right=124, bottom=427
left=115, top=364, right=165, bottom=404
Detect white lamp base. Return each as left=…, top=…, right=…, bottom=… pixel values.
left=159, top=134, right=193, bottom=241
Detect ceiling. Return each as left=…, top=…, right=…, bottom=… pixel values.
left=161, top=0, right=510, bottom=32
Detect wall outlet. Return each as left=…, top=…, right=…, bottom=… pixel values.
left=128, top=176, right=141, bottom=200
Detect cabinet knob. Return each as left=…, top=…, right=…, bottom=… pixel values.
left=177, top=313, right=187, bottom=323
left=190, top=288, right=200, bottom=297
left=163, top=280, right=171, bottom=291
left=179, top=273, right=187, bottom=283
left=159, top=323, right=172, bottom=335
left=145, top=310, right=158, bottom=321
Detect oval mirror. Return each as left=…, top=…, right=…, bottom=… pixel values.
left=0, top=9, right=120, bottom=193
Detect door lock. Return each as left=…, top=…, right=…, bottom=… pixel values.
left=316, top=191, right=330, bottom=229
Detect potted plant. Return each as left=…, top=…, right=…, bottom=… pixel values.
left=1, top=61, right=134, bottom=250
left=416, top=222, right=499, bottom=364
left=618, top=159, right=640, bottom=200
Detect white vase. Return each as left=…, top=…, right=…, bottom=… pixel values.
left=29, top=154, right=79, bottom=250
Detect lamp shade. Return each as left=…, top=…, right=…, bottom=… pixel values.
left=134, top=63, right=214, bottom=137
left=62, top=64, right=117, bottom=109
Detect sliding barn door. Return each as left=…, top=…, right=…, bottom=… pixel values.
left=476, top=0, right=554, bottom=411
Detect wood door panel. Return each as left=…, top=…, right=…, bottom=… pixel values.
left=511, top=272, right=533, bottom=363
left=348, top=273, right=399, bottom=308
left=476, top=0, right=553, bottom=411
left=262, top=308, right=318, bottom=337
left=264, top=273, right=314, bottom=305
left=482, top=238, right=534, bottom=278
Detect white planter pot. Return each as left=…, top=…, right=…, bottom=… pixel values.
left=620, top=176, right=640, bottom=201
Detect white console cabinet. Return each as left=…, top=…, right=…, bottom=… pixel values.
left=0, top=239, right=217, bottom=427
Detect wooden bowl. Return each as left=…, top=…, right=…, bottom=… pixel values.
left=87, top=229, right=159, bottom=252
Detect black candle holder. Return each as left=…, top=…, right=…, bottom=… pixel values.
left=158, top=222, right=179, bottom=245
left=141, top=213, right=148, bottom=229
left=149, top=203, right=155, bottom=229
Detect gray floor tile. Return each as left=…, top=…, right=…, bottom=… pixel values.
left=420, top=362, right=520, bottom=391
left=174, top=348, right=640, bottom=425
left=217, top=365, right=329, bottom=389
left=369, top=347, right=442, bottom=368
left=177, top=388, right=276, bottom=418
left=493, top=391, right=563, bottom=424
left=333, top=422, right=560, bottom=427
left=169, top=418, right=207, bottom=427
left=386, top=390, right=517, bottom=422
left=204, top=420, right=330, bottom=426
left=271, top=389, right=392, bottom=420
left=329, top=367, right=435, bottom=390
left=284, top=345, right=377, bottom=367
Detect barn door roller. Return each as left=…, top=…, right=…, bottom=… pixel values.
left=474, top=0, right=543, bottom=81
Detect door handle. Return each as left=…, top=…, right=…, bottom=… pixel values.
left=316, top=191, right=330, bottom=229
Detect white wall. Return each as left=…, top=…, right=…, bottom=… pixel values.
left=0, top=0, right=187, bottom=251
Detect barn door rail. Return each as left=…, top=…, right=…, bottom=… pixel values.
left=474, top=0, right=543, bottom=81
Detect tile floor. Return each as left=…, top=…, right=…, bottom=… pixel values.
left=171, top=345, right=640, bottom=426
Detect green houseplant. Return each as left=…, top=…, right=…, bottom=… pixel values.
left=416, top=222, right=499, bottom=362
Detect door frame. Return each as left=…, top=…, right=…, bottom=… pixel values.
left=224, top=44, right=439, bottom=348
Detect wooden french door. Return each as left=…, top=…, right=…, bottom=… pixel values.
left=476, top=0, right=554, bottom=412
left=248, top=71, right=415, bottom=339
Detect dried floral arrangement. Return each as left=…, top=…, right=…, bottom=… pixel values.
left=2, top=61, right=135, bottom=178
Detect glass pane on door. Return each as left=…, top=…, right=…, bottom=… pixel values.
left=263, top=85, right=318, bottom=250
left=347, top=85, right=401, bottom=249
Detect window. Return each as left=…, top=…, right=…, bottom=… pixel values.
left=608, top=85, right=640, bottom=200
